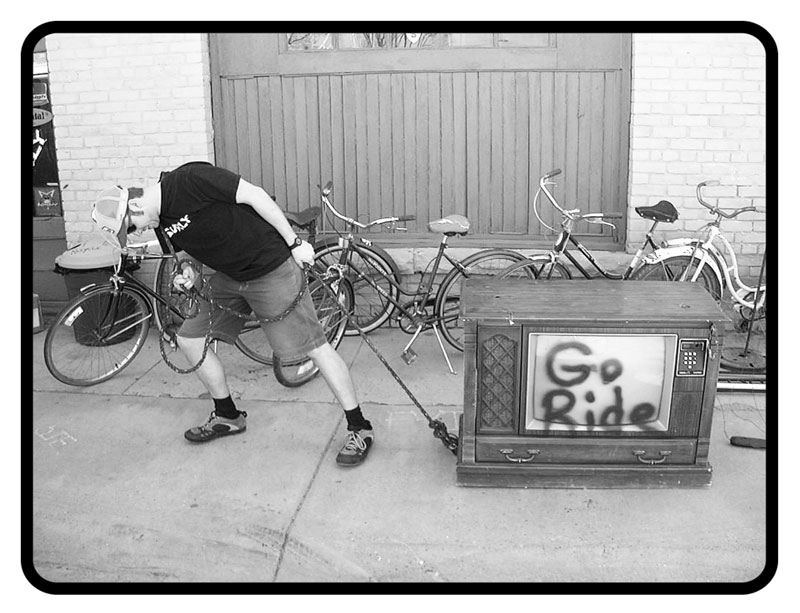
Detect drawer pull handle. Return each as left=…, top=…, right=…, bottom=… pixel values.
left=632, top=450, right=672, bottom=465
left=499, top=448, right=540, bottom=463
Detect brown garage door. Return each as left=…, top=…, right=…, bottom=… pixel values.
left=209, top=32, right=631, bottom=247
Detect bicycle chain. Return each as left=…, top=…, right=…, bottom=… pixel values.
left=158, top=259, right=308, bottom=374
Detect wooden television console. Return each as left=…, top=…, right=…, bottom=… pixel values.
left=457, top=279, right=727, bottom=488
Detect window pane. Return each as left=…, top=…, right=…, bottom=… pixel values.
left=337, top=33, right=449, bottom=49
left=497, top=33, right=552, bottom=47
left=287, top=33, right=334, bottom=51
left=449, top=33, right=493, bottom=47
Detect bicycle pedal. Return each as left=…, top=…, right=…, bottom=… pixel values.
left=401, top=349, right=418, bottom=365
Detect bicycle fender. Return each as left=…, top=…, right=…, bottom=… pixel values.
left=640, top=244, right=725, bottom=288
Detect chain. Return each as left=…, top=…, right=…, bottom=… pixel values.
left=158, top=259, right=308, bottom=374
left=159, top=258, right=460, bottom=455
left=313, top=272, right=460, bottom=456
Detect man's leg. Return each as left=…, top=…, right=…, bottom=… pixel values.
left=178, top=334, right=247, bottom=442
left=176, top=335, right=230, bottom=398
left=307, top=341, right=358, bottom=410
left=308, top=342, right=373, bottom=466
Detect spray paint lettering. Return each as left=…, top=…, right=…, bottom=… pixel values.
left=541, top=341, right=657, bottom=427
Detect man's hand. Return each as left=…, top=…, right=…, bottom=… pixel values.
left=173, top=262, right=198, bottom=291
left=290, top=240, right=315, bottom=268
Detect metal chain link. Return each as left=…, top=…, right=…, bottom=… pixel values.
left=158, top=259, right=308, bottom=374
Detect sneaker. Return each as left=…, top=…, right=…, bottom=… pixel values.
left=184, top=410, right=247, bottom=443
left=335, top=428, right=374, bottom=466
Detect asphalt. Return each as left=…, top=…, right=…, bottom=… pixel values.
left=29, top=317, right=769, bottom=586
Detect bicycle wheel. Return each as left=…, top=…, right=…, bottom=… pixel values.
left=234, top=320, right=273, bottom=365
left=499, top=256, right=573, bottom=281
left=435, top=249, right=527, bottom=351
left=152, top=257, right=184, bottom=333
left=44, top=285, right=151, bottom=386
left=630, top=255, right=722, bottom=300
left=273, top=275, right=354, bottom=387
left=313, top=240, right=400, bottom=334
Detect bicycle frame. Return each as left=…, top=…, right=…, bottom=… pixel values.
left=535, top=172, right=660, bottom=280
left=327, top=234, right=461, bottom=326
left=644, top=226, right=765, bottom=311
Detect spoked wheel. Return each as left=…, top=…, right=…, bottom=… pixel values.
left=43, top=285, right=151, bottom=386
left=499, top=257, right=572, bottom=281
left=630, top=255, right=722, bottom=300
left=435, top=249, right=528, bottom=351
left=272, top=275, right=354, bottom=387
left=312, top=242, right=400, bottom=334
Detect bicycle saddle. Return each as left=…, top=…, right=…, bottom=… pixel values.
left=428, top=214, right=470, bottom=236
left=284, top=206, right=321, bottom=229
left=635, top=200, right=679, bottom=223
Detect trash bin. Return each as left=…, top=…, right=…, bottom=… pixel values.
left=54, top=239, right=139, bottom=346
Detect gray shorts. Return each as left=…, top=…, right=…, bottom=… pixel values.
left=177, top=258, right=327, bottom=359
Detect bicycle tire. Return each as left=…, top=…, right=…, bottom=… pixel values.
left=435, top=249, right=527, bottom=351
left=498, top=256, right=573, bottom=281
left=152, top=257, right=184, bottom=335
left=43, top=284, right=151, bottom=386
left=630, top=255, right=722, bottom=300
left=272, top=275, right=354, bottom=387
left=313, top=239, right=401, bottom=335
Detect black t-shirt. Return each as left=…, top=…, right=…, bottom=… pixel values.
left=158, top=162, right=290, bottom=281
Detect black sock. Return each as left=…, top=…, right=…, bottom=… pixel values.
left=213, top=395, right=239, bottom=419
left=345, top=406, right=372, bottom=432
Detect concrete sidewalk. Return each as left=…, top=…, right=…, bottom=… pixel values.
left=30, top=325, right=768, bottom=584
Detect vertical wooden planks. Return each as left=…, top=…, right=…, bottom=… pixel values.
left=365, top=73, right=382, bottom=222
left=378, top=74, right=394, bottom=219
left=513, top=72, right=529, bottom=233
left=465, top=72, right=480, bottom=224
left=390, top=74, right=406, bottom=220
left=440, top=72, right=455, bottom=217
left=402, top=73, right=417, bottom=220
left=316, top=75, right=333, bottom=211
left=341, top=74, right=359, bottom=225
left=215, top=64, right=628, bottom=244
left=256, top=77, right=275, bottom=199
left=588, top=72, right=605, bottom=223
left=452, top=71, right=467, bottom=216
left=303, top=76, right=321, bottom=209
left=414, top=74, right=430, bottom=226
left=527, top=72, right=543, bottom=234
left=328, top=75, right=346, bottom=231
left=267, top=76, right=287, bottom=208
left=476, top=72, right=492, bottom=235
left=427, top=73, right=442, bottom=223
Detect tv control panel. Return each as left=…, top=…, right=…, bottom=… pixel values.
left=676, top=339, right=708, bottom=376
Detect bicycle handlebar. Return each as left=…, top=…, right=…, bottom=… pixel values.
left=318, top=182, right=415, bottom=230
left=696, top=180, right=765, bottom=220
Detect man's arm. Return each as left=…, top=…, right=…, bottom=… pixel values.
left=235, top=178, right=315, bottom=266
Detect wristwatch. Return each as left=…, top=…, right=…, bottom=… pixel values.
left=288, top=236, right=303, bottom=251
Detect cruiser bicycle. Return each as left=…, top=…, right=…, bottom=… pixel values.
left=43, top=215, right=350, bottom=388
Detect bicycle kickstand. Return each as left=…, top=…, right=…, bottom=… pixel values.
left=401, top=323, right=457, bottom=375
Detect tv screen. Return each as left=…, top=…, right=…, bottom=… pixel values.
left=525, top=333, right=677, bottom=432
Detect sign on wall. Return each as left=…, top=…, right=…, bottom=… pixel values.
left=33, top=77, right=61, bottom=217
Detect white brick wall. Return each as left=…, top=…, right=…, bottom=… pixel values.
left=628, top=33, right=767, bottom=280
left=45, top=33, right=215, bottom=247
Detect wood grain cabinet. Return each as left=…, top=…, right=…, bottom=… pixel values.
left=457, top=279, right=728, bottom=488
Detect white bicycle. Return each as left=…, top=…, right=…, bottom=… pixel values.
left=631, top=180, right=766, bottom=330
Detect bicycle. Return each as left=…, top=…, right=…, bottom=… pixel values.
left=630, top=179, right=767, bottom=327
left=498, top=169, right=680, bottom=281
left=310, top=181, right=528, bottom=373
left=43, top=222, right=351, bottom=388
